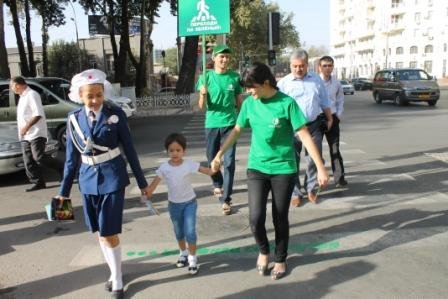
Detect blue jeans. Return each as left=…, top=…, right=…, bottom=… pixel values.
left=292, top=118, right=323, bottom=197
left=168, top=199, right=197, bottom=244
left=205, top=126, right=236, bottom=204
left=247, top=169, right=296, bottom=263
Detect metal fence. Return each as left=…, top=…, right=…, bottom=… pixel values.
left=135, top=93, right=194, bottom=116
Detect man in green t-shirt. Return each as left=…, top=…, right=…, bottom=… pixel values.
left=196, top=44, right=243, bottom=215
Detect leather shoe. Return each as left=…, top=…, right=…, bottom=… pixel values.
left=335, top=178, right=348, bottom=188
left=26, top=183, right=46, bottom=192
left=308, top=191, right=318, bottom=204
left=290, top=196, right=301, bottom=207
left=105, top=281, right=112, bottom=292
left=111, top=289, right=124, bottom=299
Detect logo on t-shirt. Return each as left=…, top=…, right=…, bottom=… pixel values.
left=227, top=84, right=235, bottom=91
left=270, top=117, right=281, bottom=128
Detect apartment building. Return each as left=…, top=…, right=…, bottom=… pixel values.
left=330, top=0, right=447, bottom=79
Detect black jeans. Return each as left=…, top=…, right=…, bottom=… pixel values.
left=247, top=169, right=296, bottom=263
left=324, top=114, right=345, bottom=183
left=21, top=137, right=46, bottom=185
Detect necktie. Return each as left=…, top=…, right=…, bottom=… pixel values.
left=89, top=111, right=97, bottom=129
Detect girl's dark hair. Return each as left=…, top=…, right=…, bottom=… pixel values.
left=241, top=62, right=278, bottom=90
left=164, top=133, right=187, bottom=150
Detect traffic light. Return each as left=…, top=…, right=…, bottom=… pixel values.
left=268, top=50, right=276, bottom=66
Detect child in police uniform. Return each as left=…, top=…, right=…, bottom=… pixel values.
left=145, top=133, right=215, bottom=275
left=55, top=69, right=151, bottom=298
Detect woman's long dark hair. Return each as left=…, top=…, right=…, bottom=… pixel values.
left=241, top=62, right=278, bottom=90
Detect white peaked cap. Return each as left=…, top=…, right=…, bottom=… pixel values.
left=68, top=69, right=107, bottom=103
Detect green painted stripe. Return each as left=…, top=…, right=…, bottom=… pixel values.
left=126, top=241, right=340, bottom=258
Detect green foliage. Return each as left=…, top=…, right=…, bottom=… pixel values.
left=48, top=40, right=90, bottom=80
left=227, top=0, right=300, bottom=70
left=162, top=47, right=179, bottom=75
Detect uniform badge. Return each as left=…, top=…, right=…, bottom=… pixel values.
left=107, top=115, right=119, bottom=124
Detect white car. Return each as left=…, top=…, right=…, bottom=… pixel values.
left=104, top=81, right=136, bottom=118
left=340, top=80, right=355, bottom=95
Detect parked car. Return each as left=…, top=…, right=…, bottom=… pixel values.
left=372, top=68, right=440, bottom=106
left=1, top=77, right=135, bottom=149
left=0, top=123, right=58, bottom=175
left=340, top=80, right=355, bottom=95
left=155, top=87, right=176, bottom=95
left=351, top=77, right=373, bottom=90
left=1, top=78, right=81, bottom=149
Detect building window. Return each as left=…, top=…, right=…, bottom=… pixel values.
left=396, top=62, right=403, bottom=68
left=409, top=61, right=417, bottom=68
left=444, top=43, right=447, bottom=52
left=424, top=45, right=433, bottom=53
left=415, top=12, right=421, bottom=23
left=424, top=60, right=432, bottom=73
left=396, top=47, right=404, bottom=54
left=410, top=46, right=418, bottom=54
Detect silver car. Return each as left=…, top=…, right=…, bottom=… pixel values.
left=0, top=124, right=58, bottom=175
left=340, top=80, right=355, bottom=95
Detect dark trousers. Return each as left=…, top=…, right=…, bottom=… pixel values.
left=324, top=114, right=345, bottom=183
left=21, top=137, right=46, bottom=185
left=292, top=118, right=323, bottom=197
left=205, top=126, right=236, bottom=204
left=247, top=169, right=296, bottom=263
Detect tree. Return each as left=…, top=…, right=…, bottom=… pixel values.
left=306, top=45, right=329, bottom=58
left=0, top=0, right=11, bottom=78
left=32, top=0, right=67, bottom=77
left=24, top=0, right=36, bottom=76
left=176, top=35, right=199, bottom=94
left=228, top=0, right=300, bottom=71
left=48, top=40, right=90, bottom=79
left=5, top=0, right=30, bottom=76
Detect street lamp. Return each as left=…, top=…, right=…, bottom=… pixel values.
left=68, top=1, right=82, bottom=72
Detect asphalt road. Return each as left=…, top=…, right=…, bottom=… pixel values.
left=0, top=90, right=447, bottom=298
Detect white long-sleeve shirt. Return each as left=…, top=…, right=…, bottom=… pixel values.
left=320, top=74, right=344, bottom=118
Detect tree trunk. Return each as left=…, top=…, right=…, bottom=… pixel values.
left=9, top=0, right=30, bottom=76
left=41, top=20, right=49, bottom=76
left=176, top=36, right=199, bottom=94
left=115, top=0, right=130, bottom=86
left=106, top=0, right=119, bottom=79
left=24, top=0, right=36, bottom=77
left=0, top=0, right=11, bottom=78
left=135, top=0, right=146, bottom=97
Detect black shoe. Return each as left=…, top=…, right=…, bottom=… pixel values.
left=26, top=183, right=46, bottom=192
left=105, top=281, right=112, bottom=292
left=111, top=289, right=124, bottom=299
left=335, top=178, right=348, bottom=188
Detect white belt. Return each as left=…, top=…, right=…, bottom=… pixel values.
left=81, top=147, right=121, bottom=165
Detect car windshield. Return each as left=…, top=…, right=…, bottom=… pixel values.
left=37, top=79, right=71, bottom=100
left=340, top=80, right=348, bottom=85
left=397, top=70, right=431, bottom=81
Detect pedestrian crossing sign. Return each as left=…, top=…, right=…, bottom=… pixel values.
left=178, top=0, right=230, bottom=36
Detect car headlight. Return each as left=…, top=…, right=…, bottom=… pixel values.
left=0, top=141, right=22, bottom=152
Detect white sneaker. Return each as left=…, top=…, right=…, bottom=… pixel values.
left=176, top=255, right=188, bottom=268
left=188, top=255, right=199, bottom=275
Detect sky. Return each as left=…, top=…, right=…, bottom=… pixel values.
left=4, top=0, right=329, bottom=50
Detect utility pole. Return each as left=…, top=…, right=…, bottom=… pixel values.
left=69, top=1, right=81, bottom=72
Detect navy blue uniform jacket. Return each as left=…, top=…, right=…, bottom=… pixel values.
left=59, top=104, right=147, bottom=197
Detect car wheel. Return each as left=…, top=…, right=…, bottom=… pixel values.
left=428, top=100, right=437, bottom=106
left=57, top=125, right=67, bottom=150
left=394, top=94, right=405, bottom=106
left=373, top=92, right=382, bottom=104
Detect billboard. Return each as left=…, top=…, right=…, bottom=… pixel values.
left=88, top=16, right=143, bottom=36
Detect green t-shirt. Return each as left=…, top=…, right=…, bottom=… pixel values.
left=196, top=70, right=242, bottom=128
left=237, top=91, right=308, bottom=174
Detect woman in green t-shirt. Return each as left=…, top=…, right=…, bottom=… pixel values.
left=211, top=62, right=329, bottom=280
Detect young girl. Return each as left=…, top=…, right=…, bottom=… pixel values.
left=146, top=133, right=215, bottom=275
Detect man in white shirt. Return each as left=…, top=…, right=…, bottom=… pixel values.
left=11, top=76, right=48, bottom=192
left=319, top=56, right=347, bottom=188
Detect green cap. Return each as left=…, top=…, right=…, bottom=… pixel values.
left=213, top=44, right=231, bottom=56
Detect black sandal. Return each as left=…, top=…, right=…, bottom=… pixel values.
left=270, top=263, right=287, bottom=280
